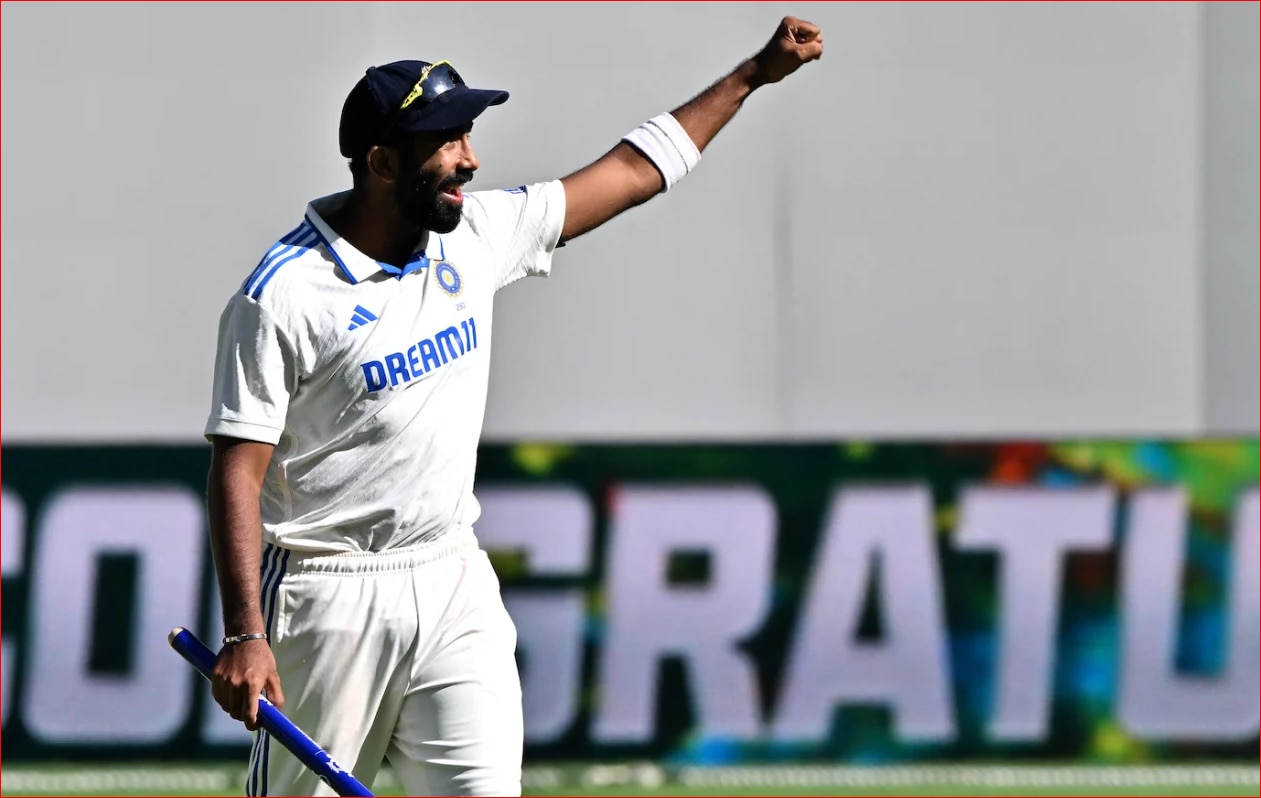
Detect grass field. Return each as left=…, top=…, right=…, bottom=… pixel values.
left=2, top=763, right=1257, bottom=797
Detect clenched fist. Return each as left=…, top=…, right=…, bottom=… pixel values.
left=211, top=638, right=284, bottom=732
left=752, top=16, right=824, bottom=86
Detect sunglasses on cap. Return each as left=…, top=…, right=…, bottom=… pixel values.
left=399, top=60, right=466, bottom=110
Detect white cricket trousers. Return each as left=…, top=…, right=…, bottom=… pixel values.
left=246, top=528, right=524, bottom=797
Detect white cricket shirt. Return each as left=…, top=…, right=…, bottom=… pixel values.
left=205, top=181, right=566, bottom=553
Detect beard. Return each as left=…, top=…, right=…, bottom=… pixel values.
left=394, top=161, right=472, bottom=234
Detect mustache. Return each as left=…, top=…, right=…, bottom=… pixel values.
left=438, top=170, right=475, bottom=190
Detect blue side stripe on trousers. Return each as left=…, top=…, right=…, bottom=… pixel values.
left=247, top=544, right=287, bottom=797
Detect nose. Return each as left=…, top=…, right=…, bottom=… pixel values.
left=458, top=134, right=479, bottom=172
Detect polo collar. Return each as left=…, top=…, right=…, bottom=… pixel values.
left=304, top=192, right=437, bottom=284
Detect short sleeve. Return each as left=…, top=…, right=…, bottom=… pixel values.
left=204, top=293, right=298, bottom=445
left=463, top=180, right=567, bottom=291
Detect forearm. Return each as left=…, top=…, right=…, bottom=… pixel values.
left=558, top=61, right=762, bottom=241
left=669, top=58, right=763, bottom=154
left=207, top=442, right=271, bottom=637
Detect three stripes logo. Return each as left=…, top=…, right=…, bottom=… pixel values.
left=243, top=223, right=319, bottom=301
left=347, top=305, right=379, bottom=331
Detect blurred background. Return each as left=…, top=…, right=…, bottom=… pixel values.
left=2, top=2, right=1257, bottom=796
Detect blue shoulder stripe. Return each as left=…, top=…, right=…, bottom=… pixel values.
left=240, top=223, right=310, bottom=294
left=241, top=223, right=314, bottom=293
left=242, top=223, right=318, bottom=300
left=240, top=223, right=309, bottom=291
left=248, top=228, right=319, bottom=300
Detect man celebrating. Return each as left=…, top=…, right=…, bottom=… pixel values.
left=205, top=16, right=823, bottom=797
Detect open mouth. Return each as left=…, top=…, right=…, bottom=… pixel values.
left=440, top=183, right=465, bottom=202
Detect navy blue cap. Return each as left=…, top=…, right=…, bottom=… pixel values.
left=338, top=60, right=509, bottom=159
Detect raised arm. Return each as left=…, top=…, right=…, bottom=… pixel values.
left=558, top=16, right=824, bottom=243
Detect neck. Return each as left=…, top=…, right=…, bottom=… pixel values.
left=325, top=190, right=426, bottom=268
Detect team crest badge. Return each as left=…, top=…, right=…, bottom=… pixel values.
left=434, top=261, right=462, bottom=297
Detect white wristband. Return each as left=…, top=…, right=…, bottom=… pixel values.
left=621, top=112, right=701, bottom=192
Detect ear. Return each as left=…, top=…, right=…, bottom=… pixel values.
left=366, top=144, right=400, bottom=183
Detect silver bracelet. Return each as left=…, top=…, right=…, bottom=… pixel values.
left=222, top=632, right=268, bottom=645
